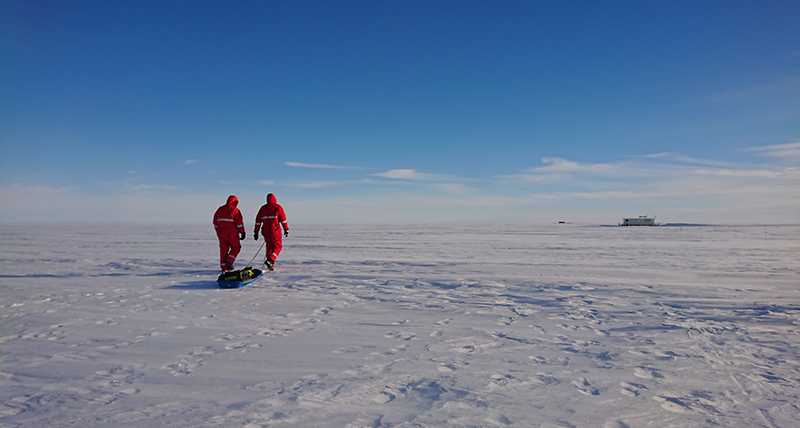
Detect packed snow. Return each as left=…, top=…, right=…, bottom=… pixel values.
left=1, top=223, right=798, bottom=427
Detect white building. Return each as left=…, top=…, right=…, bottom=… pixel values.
left=620, top=216, right=658, bottom=226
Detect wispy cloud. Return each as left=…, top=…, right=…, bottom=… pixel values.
left=698, top=75, right=800, bottom=102
left=285, top=161, right=350, bottom=169
left=125, top=183, right=179, bottom=192
left=287, top=181, right=344, bottom=188
left=530, top=190, right=644, bottom=200
left=502, top=157, right=637, bottom=183
left=504, top=151, right=747, bottom=185
left=638, top=152, right=732, bottom=167
left=180, top=159, right=199, bottom=166
left=373, top=169, right=448, bottom=181
left=532, top=157, right=617, bottom=174
left=105, top=175, right=179, bottom=193
left=694, top=167, right=800, bottom=179
left=4, top=143, right=797, bottom=224
left=125, top=178, right=179, bottom=192
left=495, top=144, right=800, bottom=222
left=743, top=141, right=800, bottom=159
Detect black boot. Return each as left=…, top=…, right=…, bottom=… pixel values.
left=265, top=259, right=274, bottom=271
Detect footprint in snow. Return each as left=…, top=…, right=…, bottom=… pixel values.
left=528, top=355, right=570, bottom=366
left=388, top=343, right=409, bottom=354
left=312, top=307, right=332, bottom=316
left=634, top=367, right=663, bottom=379
left=345, top=413, right=385, bottom=427
left=620, top=381, right=647, bottom=397
left=161, top=346, right=215, bottom=376
left=372, top=391, right=395, bottom=404
left=88, top=388, right=141, bottom=405
left=90, top=365, right=146, bottom=388
left=528, top=355, right=548, bottom=364
left=433, top=318, right=452, bottom=326
left=437, top=363, right=458, bottom=373
left=224, top=341, right=262, bottom=352
left=488, top=373, right=515, bottom=390
left=653, top=395, right=690, bottom=413
left=572, top=378, right=600, bottom=396
left=333, top=345, right=368, bottom=354
left=385, top=331, right=415, bottom=341
left=531, top=373, right=559, bottom=385
left=485, top=413, right=513, bottom=426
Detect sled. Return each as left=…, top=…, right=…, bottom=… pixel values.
left=217, top=267, right=262, bottom=289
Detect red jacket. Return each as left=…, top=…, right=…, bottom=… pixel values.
left=254, top=193, right=288, bottom=236
left=213, top=195, right=245, bottom=235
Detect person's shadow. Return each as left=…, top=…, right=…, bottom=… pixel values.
left=163, top=280, right=219, bottom=290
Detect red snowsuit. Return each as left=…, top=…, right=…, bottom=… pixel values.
left=254, top=193, right=288, bottom=263
left=213, top=195, right=245, bottom=271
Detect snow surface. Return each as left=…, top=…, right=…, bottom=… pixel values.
left=1, top=223, right=799, bottom=427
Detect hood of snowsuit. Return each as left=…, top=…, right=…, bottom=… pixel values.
left=266, top=193, right=276, bottom=204
left=226, top=195, right=239, bottom=208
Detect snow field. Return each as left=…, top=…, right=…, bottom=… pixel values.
left=1, top=223, right=798, bottom=427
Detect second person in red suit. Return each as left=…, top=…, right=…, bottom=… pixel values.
left=213, top=195, right=246, bottom=272
left=253, top=193, right=289, bottom=271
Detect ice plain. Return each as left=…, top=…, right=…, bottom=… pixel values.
left=1, top=223, right=798, bottom=427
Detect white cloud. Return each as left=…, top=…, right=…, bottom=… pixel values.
left=374, top=169, right=434, bottom=180
left=743, top=142, right=800, bottom=159
left=694, top=167, right=800, bottom=179
left=530, top=157, right=603, bottom=173
left=372, top=169, right=457, bottom=182
left=122, top=176, right=179, bottom=193
left=530, top=190, right=644, bottom=200
left=4, top=143, right=798, bottom=225
left=496, top=146, right=800, bottom=223
left=638, top=152, right=732, bottom=167
left=104, top=175, right=180, bottom=193
left=502, top=172, right=566, bottom=184
left=180, top=159, right=199, bottom=166
left=503, top=157, right=648, bottom=183
left=285, top=161, right=349, bottom=169
left=506, top=149, right=790, bottom=186
left=523, top=156, right=658, bottom=177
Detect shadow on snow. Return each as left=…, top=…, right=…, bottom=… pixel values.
left=163, top=280, right=220, bottom=290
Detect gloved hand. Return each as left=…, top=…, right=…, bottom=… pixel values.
left=284, top=229, right=289, bottom=237
left=253, top=232, right=259, bottom=241
left=239, top=232, right=246, bottom=241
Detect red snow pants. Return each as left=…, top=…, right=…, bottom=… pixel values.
left=217, top=229, right=241, bottom=269
left=263, top=228, right=283, bottom=262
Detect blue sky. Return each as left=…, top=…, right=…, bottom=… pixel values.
left=2, top=0, right=798, bottom=224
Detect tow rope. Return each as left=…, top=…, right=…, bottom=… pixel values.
left=243, top=241, right=266, bottom=268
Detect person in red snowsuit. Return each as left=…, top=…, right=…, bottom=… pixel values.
left=213, top=195, right=246, bottom=272
left=253, top=193, right=288, bottom=271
